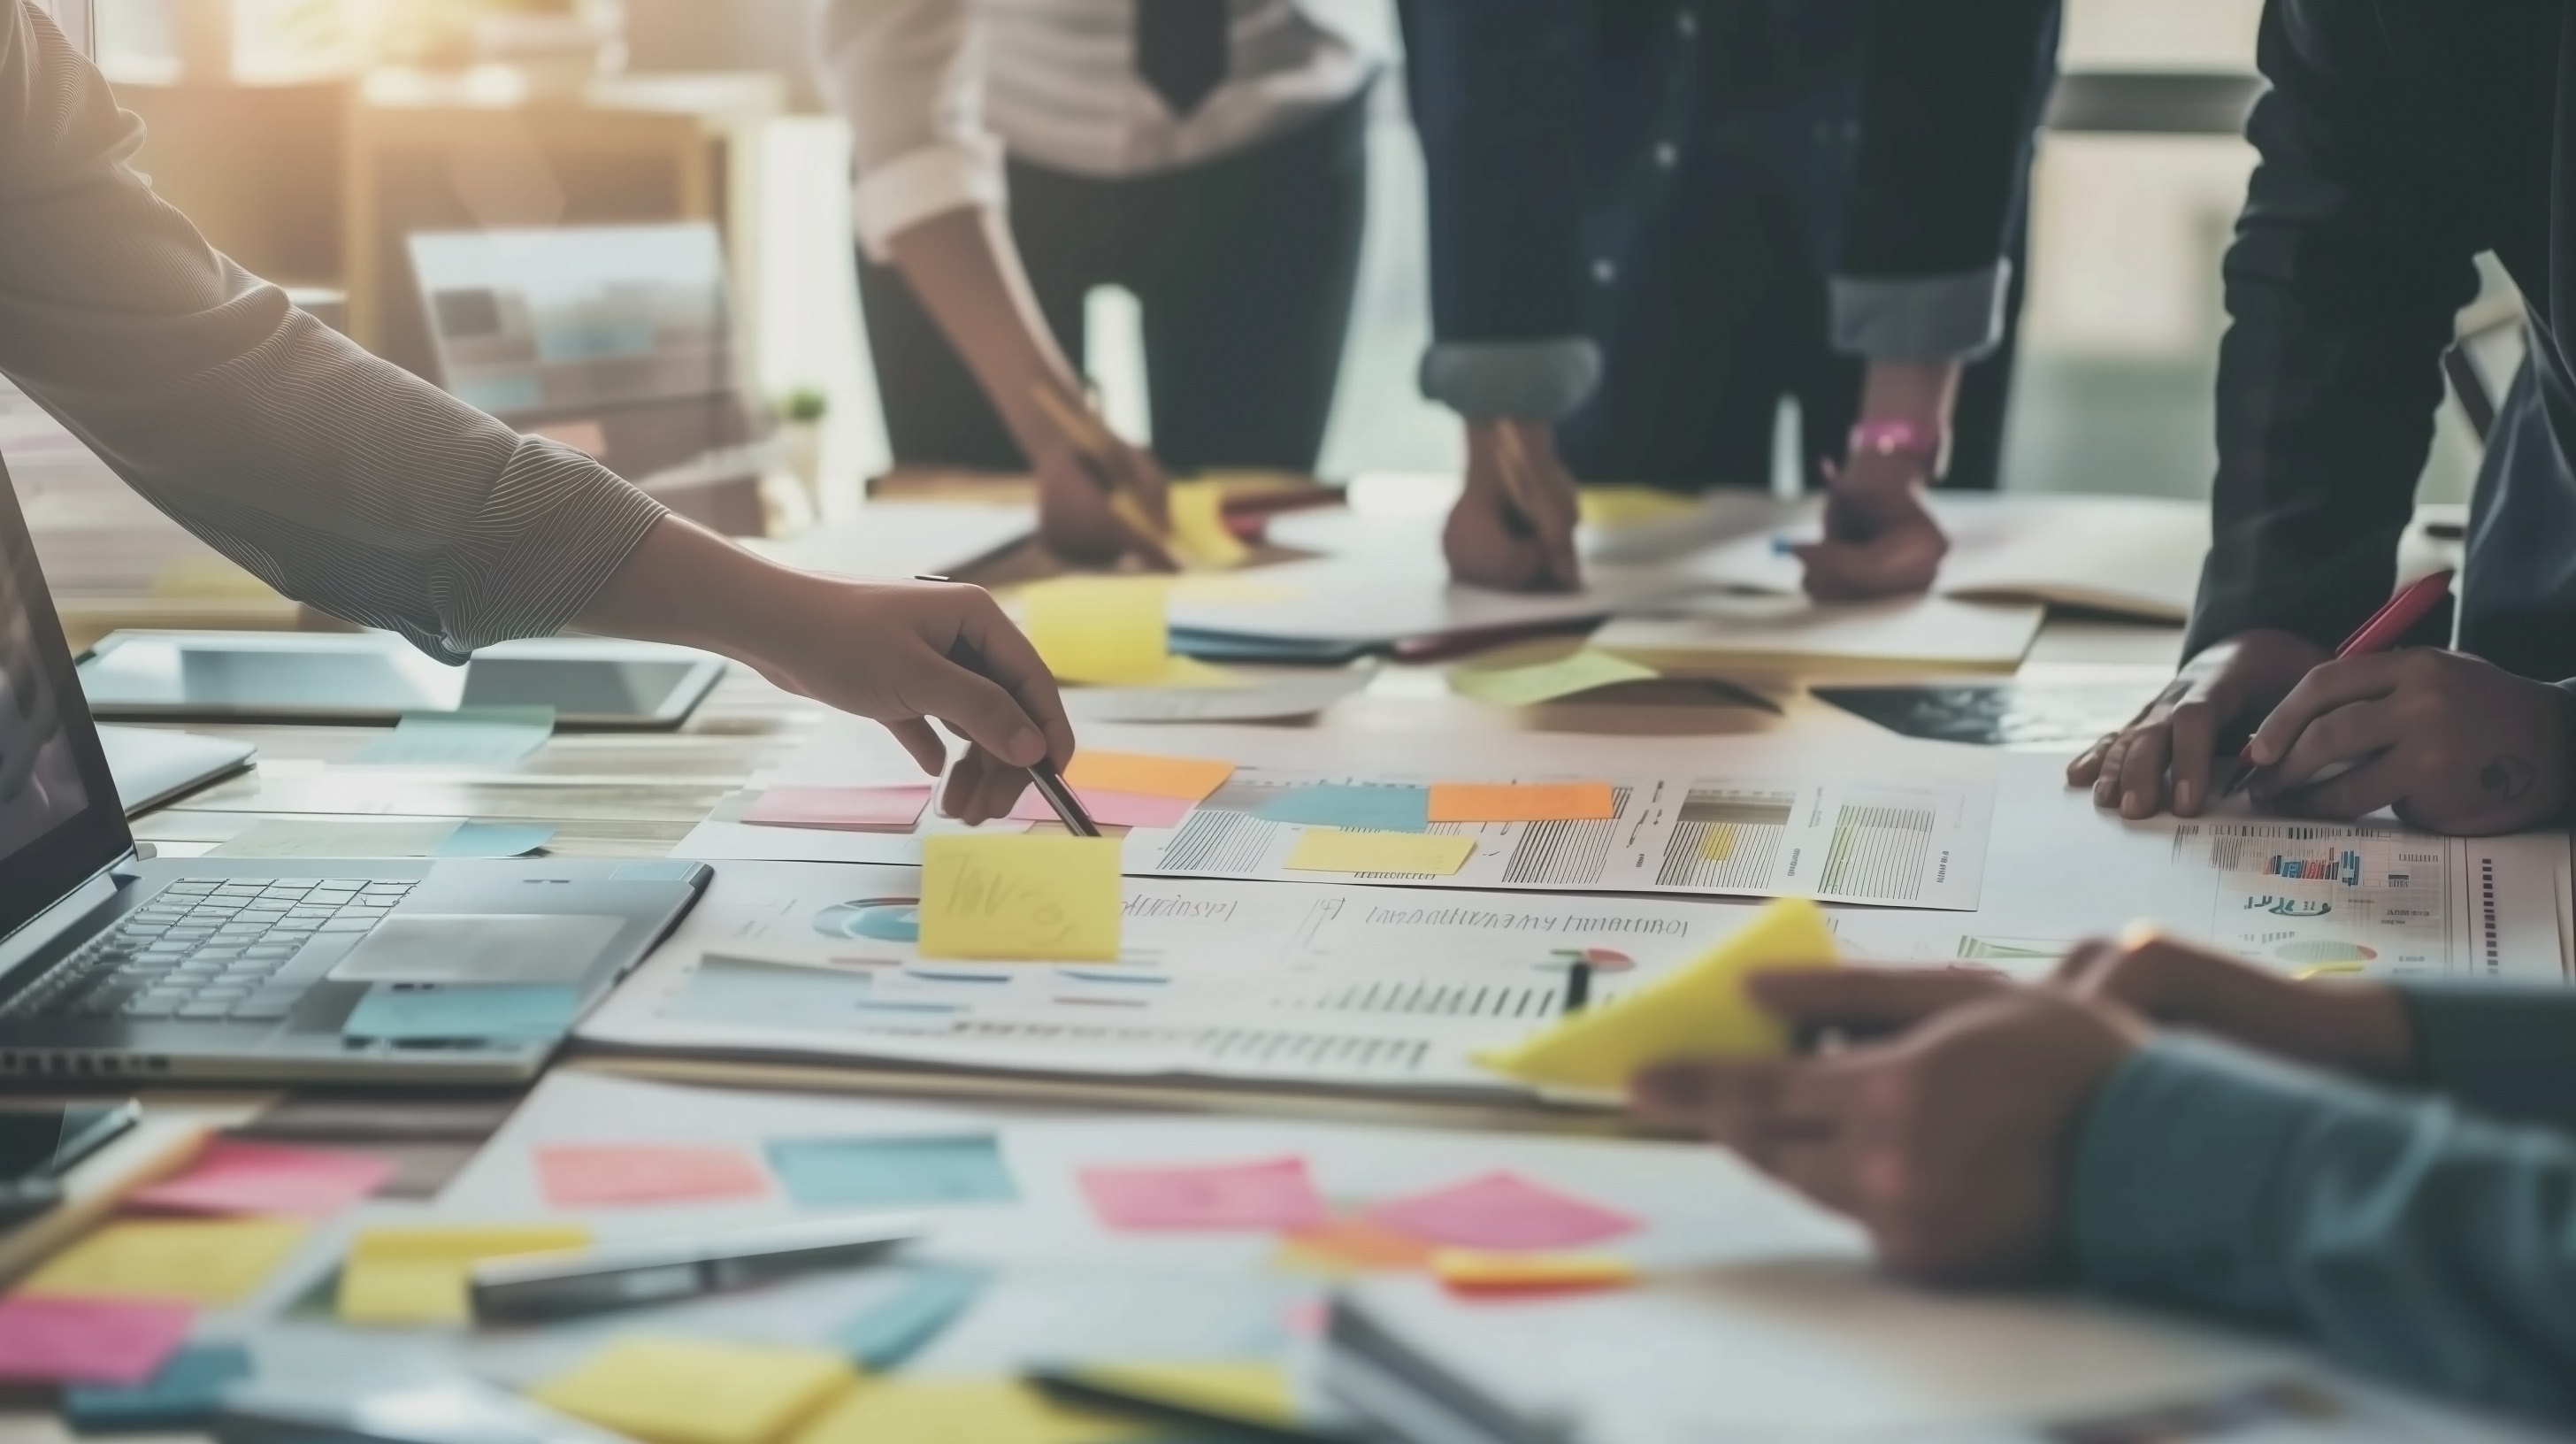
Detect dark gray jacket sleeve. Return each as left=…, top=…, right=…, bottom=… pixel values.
left=0, top=1, right=665, bottom=664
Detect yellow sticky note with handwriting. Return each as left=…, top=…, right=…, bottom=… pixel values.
left=794, top=1380, right=1134, bottom=1444
left=337, top=1223, right=591, bottom=1325
left=21, top=1217, right=308, bottom=1304
left=1023, top=579, right=1169, bottom=685
left=1475, top=896, right=1837, bottom=1092
left=1284, top=828, right=1474, bottom=876
left=533, top=1338, right=856, bottom=1444
left=1068, top=1362, right=1297, bottom=1425
left=919, top=834, right=1122, bottom=961
left=1168, top=482, right=1251, bottom=570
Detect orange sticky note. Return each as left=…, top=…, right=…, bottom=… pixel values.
left=1063, top=750, right=1235, bottom=802
left=1427, top=782, right=1615, bottom=823
left=1273, top=1216, right=1439, bottom=1276
left=1431, top=1248, right=1638, bottom=1294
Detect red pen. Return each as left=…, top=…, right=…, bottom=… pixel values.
left=2224, top=567, right=2456, bottom=796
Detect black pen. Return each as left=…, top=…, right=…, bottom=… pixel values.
left=915, top=574, right=1099, bottom=837
left=1563, top=957, right=1592, bottom=1014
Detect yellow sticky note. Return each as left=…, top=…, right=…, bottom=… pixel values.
left=1070, top=1362, right=1297, bottom=1425
left=794, top=1380, right=1135, bottom=1444
left=21, top=1217, right=308, bottom=1304
left=1449, top=650, right=1658, bottom=709
left=1284, top=828, right=1474, bottom=876
left=1578, top=485, right=1703, bottom=529
left=1431, top=1248, right=1638, bottom=1293
left=1168, top=482, right=1251, bottom=570
left=1474, top=896, right=1837, bottom=1091
left=337, top=1223, right=591, bottom=1325
left=1023, top=579, right=1169, bottom=685
left=1062, top=749, right=1235, bottom=801
left=919, top=833, right=1123, bottom=961
left=1428, top=781, right=1616, bottom=823
left=533, top=1338, right=857, bottom=1444
left=1273, top=1216, right=1440, bottom=1277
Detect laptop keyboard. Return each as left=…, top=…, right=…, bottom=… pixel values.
left=12, top=877, right=414, bottom=1025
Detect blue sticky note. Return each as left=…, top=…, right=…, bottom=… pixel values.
left=833, top=1265, right=986, bottom=1371
left=1253, top=784, right=1431, bottom=833
left=355, top=707, right=556, bottom=765
left=431, top=822, right=557, bottom=857
left=342, top=984, right=580, bottom=1042
left=767, top=1134, right=1018, bottom=1210
left=63, top=1342, right=254, bottom=1432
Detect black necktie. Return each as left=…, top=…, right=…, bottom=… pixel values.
left=1135, top=0, right=1228, bottom=119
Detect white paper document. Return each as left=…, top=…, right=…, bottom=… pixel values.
left=1824, top=752, right=2571, bottom=983
left=746, top=502, right=1034, bottom=581
left=675, top=718, right=1999, bottom=911
left=1164, top=551, right=1721, bottom=645
left=1059, top=664, right=1375, bottom=724
left=1593, top=594, right=2045, bottom=672
left=579, top=860, right=1774, bottom=1093
left=1690, top=492, right=2211, bottom=622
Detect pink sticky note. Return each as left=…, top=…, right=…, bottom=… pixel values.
left=1078, top=1156, right=1327, bottom=1232
left=0, top=1297, right=194, bottom=1386
left=535, top=1144, right=770, bottom=1208
left=746, top=786, right=932, bottom=832
left=129, top=1138, right=395, bottom=1217
left=1367, top=1171, right=1640, bottom=1250
left=1008, top=786, right=1195, bottom=830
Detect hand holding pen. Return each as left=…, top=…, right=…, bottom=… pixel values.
left=1024, top=381, right=1179, bottom=572
left=1445, top=418, right=1582, bottom=592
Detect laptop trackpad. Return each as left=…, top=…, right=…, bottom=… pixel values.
left=327, top=915, right=626, bottom=987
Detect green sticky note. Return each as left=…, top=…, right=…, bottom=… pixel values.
left=342, top=984, right=580, bottom=1042
left=766, top=1134, right=1018, bottom=1210
left=1449, top=650, right=1657, bottom=709
left=211, top=818, right=462, bottom=858
left=355, top=707, right=556, bottom=765
left=432, top=821, right=556, bottom=857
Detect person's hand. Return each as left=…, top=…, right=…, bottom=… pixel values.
left=1631, top=985, right=2144, bottom=1284
left=2053, top=931, right=2415, bottom=1079
left=2067, top=629, right=2329, bottom=819
left=1445, top=418, right=1581, bottom=592
left=1794, top=450, right=1947, bottom=601
left=1023, top=389, right=1176, bottom=571
left=574, top=518, right=1077, bottom=826
left=2237, top=649, right=2576, bottom=833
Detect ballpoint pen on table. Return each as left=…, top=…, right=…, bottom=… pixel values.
left=2223, top=567, right=2456, bottom=797
left=914, top=573, right=1100, bottom=837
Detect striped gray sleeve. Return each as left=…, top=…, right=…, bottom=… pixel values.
left=0, top=1, right=667, bottom=664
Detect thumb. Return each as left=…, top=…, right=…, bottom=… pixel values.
left=899, top=646, right=1049, bottom=767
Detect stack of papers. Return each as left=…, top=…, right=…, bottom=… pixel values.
left=1593, top=594, right=2044, bottom=672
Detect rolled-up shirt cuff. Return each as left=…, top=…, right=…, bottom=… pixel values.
left=1829, top=264, right=2012, bottom=363
left=1417, top=340, right=1602, bottom=422
left=2067, top=1034, right=2360, bottom=1317
left=853, top=141, right=1008, bottom=261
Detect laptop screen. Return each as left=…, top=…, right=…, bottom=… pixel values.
left=0, top=457, right=133, bottom=947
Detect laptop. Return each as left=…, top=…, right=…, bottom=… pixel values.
left=0, top=460, right=709, bottom=1084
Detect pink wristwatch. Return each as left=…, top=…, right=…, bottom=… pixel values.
left=1846, top=418, right=1943, bottom=462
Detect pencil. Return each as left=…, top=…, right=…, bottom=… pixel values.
left=1489, top=424, right=1542, bottom=541
left=1025, top=382, right=1170, bottom=552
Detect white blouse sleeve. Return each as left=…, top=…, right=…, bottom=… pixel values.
left=815, top=0, right=1008, bottom=259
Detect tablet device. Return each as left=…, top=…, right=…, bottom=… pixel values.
left=77, top=633, right=724, bottom=729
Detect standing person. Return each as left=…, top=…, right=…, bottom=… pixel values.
left=2073, top=2, right=2576, bottom=832
left=0, top=0, right=1067, bottom=826
left=1400, top=0, right=2059, bottom=595
left=819, top=0, right=1374, bottom=565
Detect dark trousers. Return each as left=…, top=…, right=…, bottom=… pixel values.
left=1555, top=27, right=2029, bottom=492
left=858, top=89, right=1369, bottom=475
